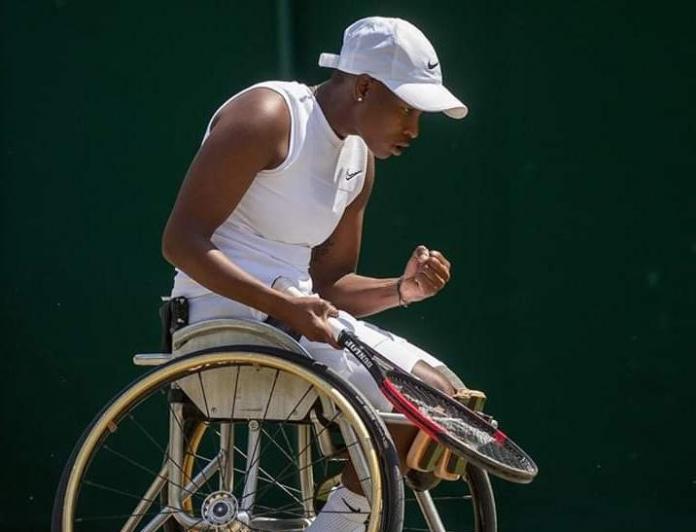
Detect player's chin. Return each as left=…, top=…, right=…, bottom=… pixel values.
left=373, top=143, right=402, bottom=160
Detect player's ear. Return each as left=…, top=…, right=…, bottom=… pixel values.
left=354, top=74, right=372, bottom=102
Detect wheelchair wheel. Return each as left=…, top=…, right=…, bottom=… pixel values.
left=53, top=346, right=404, bottom=531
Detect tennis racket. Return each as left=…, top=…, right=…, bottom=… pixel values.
left=273, top=278, right=538, bottom=484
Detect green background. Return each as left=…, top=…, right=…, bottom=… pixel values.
left=2, top=1, right=695, bottom=530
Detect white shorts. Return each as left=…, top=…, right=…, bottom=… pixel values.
left=186, top=292, right=445, bottom=411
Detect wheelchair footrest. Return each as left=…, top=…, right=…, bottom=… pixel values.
left=407, top=384, right=488, bottom=483
left=406, top=431, right=468, bottom=481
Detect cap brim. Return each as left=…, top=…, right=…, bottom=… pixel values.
left=387, top=81, right=468, bottom=119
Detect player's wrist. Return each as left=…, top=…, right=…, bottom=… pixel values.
left=396, top=275, right=423, bottom=307
left=266, top=290, right=297, bottom=322
left=398, top=276, right=426, bottom=305
left=396, top=275, right=410, bottom=307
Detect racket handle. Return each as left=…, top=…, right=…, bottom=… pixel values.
left=272, top=276, right=345, bottom=341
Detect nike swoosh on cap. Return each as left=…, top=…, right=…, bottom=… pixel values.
left=346, top=169, right=362, bottom=180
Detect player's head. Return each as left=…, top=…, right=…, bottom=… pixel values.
left=319, top=17, right=467, bottom=159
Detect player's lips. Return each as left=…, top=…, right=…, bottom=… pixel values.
left=390, top=142, right=410, bottom=156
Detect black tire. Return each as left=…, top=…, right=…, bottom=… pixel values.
left=467, top=464, right=497, bottom=532
left=52, top=346, right=404, bottom=532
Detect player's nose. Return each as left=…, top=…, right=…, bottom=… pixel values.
left=404, top=113, right=421, bottom=140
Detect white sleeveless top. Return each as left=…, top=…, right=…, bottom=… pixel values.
left=171, top=81, right=369, bottom=302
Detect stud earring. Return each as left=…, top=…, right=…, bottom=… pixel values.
left=357, top=97, right=363, bottom=102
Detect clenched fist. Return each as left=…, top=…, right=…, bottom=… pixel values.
left=399, top=245, right=451, bottom=305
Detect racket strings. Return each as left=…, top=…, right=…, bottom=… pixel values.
left=388, top=372, right=534, bottom=474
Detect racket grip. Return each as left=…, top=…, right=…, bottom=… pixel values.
left=272, top=276, right=345, bottom=341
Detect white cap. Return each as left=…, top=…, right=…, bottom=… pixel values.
left=319, top=17, right=468, bottom=119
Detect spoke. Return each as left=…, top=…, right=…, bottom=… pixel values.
left=75, top=507, right=180, bottom=523
left=242, top=429, right=306, bottom=508
left=183, top=451, right=215, bottom=464
left=102, top=445, right=208, bottom=500
left=127, top=413, right=165, bottom=453
left=252, top=498, right=369, bottom=519
left=249, top=468, right=373, bottom=519
left=422, top=495, right=472, bottom=501
left=165, top=394, right=217, bottom=497
left=252, top=436, right=355, bottom=499
left=239, top=383, right=325, bottom=502
left=184, top=514, right=207, bottom=531
left=220, top=363, right=242, bottom=492
left=242, top=409, right=344, bottom=504
left=243, top=378, right=315, bottom=479
left=265, top=439, right=359, bottom=489
left=240, top=368, right=281, bottom=504
left=196, top=371, right=211, bottom=418
left=163, top=454, right=212, bottom=500
left=230, top=450, right=302, bottom=494
left=233, top=464, right=303, bottom=495
left=82, top=480, right=158, bottom=503
left=403, top=529, right=460, bottom=532
left=260, top=426, right=300, bottom=468
left=279, top=424, right=296, bottom=459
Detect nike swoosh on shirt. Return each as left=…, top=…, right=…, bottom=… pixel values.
left=342, top=497, right=363, bottom=514
left=346, top=170, right=362, bottom=180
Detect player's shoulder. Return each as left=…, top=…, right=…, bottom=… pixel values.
left=220, top=81, right=308, bottom=117
left=217, top=84, right=285, bottom=122
left=210, top=81, right=302, bottom=140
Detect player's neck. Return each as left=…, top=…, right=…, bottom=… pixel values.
left=313, top=80, right=357, bottom=140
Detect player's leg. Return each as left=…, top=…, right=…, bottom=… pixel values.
left=302, top=318, right=459, bottom=531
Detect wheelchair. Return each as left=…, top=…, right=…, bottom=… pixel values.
left=52, top=318, right=497, bottom=531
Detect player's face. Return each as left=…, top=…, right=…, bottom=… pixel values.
left=356, top=80, right=423, bottom=159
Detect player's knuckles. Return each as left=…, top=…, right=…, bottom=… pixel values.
left=433, top=265, right=450, bottom=281
left=430, top=250, right=452, bottom=268
left=427, top=254, right=449, bottom=269
left=425, top=261, right=446, bottom=277
left=423, top=267, right=444, bottom=283
left=426, top=257, right=445, bottom=270
left=425, top=273, right=446, bottom=292
left=435, top=265, right=451, bottom=282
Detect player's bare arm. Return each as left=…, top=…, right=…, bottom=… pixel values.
left=162, top=88, right=338, bottom=345
left=310, top=152, right=452, bottom=317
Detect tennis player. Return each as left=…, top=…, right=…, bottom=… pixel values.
left=163, top=16, right=468, bottom=531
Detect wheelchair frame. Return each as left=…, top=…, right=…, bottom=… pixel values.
left=52, top=319, right=496, bottom=532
